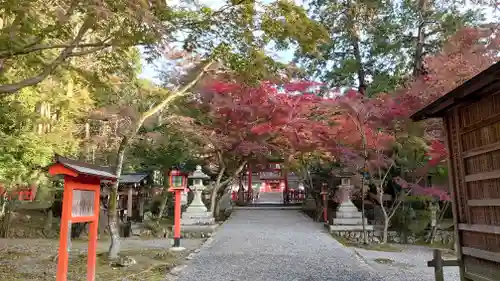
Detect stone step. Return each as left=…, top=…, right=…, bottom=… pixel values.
left=181, top=218, right=215, bottom=225
left=335, top=211, right=363, bottom=219
left=329, top=224, right=374, bottom=232
left=234, top=206, right=301, bottom=210
left=181, top=214, right=214, bottom=219
left=332, top=217, right=368, bottom=225
left=337, top=206, right=359, bottom=213
left=181, top=224, right=218, bottom=233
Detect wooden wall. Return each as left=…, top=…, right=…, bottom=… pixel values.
left=445, top=92, right=500, bottom=281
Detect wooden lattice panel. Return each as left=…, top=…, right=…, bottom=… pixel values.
left=447, top=93, right=500, bottom=281
left=463, top=256, right=500, bottom=281
left=466, top=179, right=500, bottom=199
left=462, top=231, right=500, bottom=252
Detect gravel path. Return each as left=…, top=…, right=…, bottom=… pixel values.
left=175, top=209, right=386, bottom=281
left=354, top=245, right=460, bottom=281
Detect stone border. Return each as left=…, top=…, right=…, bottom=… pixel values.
left=330, top=229, right=455, bottom=246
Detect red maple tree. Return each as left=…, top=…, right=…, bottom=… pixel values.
left=399, top=26, right=500, bottom=116
left=191, top=79, right=330, bottom=213
left=321, top=87, right=452, bottom=243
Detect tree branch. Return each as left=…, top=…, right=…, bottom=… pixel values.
left=220, top=160, right=247, bottom=187
left=0, top=16, right=94, bottom=95
left=135, top=60, right=214, bottom=129
left=67, top=45, right=110, bottom=57
left=0, top=40, right=114, bottom=59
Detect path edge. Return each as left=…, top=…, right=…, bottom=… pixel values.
left=166, top=214, right=232, bottom=280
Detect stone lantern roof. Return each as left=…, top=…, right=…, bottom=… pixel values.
left=188, top=165, right=210, bottom=180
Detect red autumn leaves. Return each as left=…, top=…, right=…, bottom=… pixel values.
left=196, top=78, right=450, bottom=200
left=197, top=80, right=330, bottom=158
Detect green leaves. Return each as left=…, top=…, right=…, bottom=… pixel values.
left=0, top=0, right=166, bottom=95
left=0, top=132, right=53, bottom=186
left=296, top=0, right=483, bottom=94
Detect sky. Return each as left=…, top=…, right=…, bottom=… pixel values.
left=139, top=0, right=498, bottom=84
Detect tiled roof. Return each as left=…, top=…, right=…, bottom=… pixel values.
left=55, top=155, right=117, bottom=179
left=120, top=173, right=148, bottom=184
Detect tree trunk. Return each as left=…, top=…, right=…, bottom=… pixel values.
left=105, top=61, right=213, bottom=258
left=346, top=7, right=366, bottom=95
left=138, top=188, right=145, bottom=222
left=360, top=173, right=367, bottom=244
left=427, top=201, right=450, bottom=243
left=237, top=185, right=245, bottom=205
left=0, top=199, right=6, bottom=218
left=382, top=215, right=389, bottom=244
left=314, top=193, right=323, bottom=221
left=412, top=0, right=428, bottom=77
left=210, top=184, right=220, bottom=216
left=107, top=139, right=127, bottom=260
left=210, top=166, right=226, bottom=216
left=0, top=203, right=12, bottom=238
left=43, top=208, right=53, bottom=235
left=379, top=190, right=390, bottom=244
left=155, top=189, right=170, bottom=223
left=214, top=192, right=223, bottom=220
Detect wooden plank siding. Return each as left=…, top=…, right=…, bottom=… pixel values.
left=447, top=92, right=500, bottom=281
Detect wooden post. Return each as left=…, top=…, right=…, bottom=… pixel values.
left=433, top=249, right=444, bottom=281
left=56, top=177, right=73, bottom=281
left=87, top=186, right=101, bottom=281
left=427, top=249, right=460, bottom=281
left=173, top=189, right=182, bottom=247
left=443, top=115, right=466, bottom=280
left=169, top=169, right=186, bottom=249
left=283, top=170, right=289, bottom=205
left=127, top=185, right=133, bottom=220
left=247, top=165, right=252, bottom=202
left=321, top=183, right=328, bottom=223
left=138, top=186, right=145, bottom=222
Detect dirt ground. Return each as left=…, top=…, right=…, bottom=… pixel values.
left=0, top=237, right=205, bottom=281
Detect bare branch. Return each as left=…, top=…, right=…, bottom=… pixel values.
left=136, top=60, right=214, bottom=127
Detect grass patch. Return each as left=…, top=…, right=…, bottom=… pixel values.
left=356, top=243, right=403, bottom=252
left=414, top=240, right=453, bottom=249
left=332, top=235, right=402, bottom=252
left=0, top=248, right=185, bottom=281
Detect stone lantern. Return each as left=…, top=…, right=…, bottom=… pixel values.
left=336, top=169, right=356, bottom=206
left=181, top=165, right=217, bottom=233
left=186, top=165, right=210, bottom=213
left=329, top=167, right=373, bottom=233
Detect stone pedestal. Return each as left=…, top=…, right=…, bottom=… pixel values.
left=329, top=182, right=373, bottom=233
left=180, top=192, right=188, bottom=206
left=181, top=166, right=218, bottom=233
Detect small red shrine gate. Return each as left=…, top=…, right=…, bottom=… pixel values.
left=49, top=155, right=117, bottom=281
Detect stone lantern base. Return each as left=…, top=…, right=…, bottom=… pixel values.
left=329, top=184, right=373, bottom=233
left=181, top=203, right=218, bottom=233
left=181, top=165, right=218, bottom=234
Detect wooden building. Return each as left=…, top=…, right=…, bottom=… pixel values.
left=412, top=62, right=500, bottom=281
left=118, top=173, right=151, bottom=222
